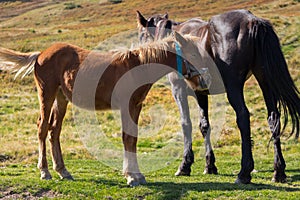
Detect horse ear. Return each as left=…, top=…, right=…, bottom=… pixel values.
left=136, top=10, right=147, bottom=27
left=165, top=20, right=172, bottom=30
left=163, top=12, right=168, bottom=19
left=148, top=17, right=155, bottom=27
left=174, top=32, right=187, bottom=46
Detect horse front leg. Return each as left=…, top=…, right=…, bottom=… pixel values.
left=121, top=104, right=146, bottom=186
left=170, top=79, right=194, bottom=176
left=48, top=90, right=73, bottom=180
left=195, top=91, right=218, bottom=175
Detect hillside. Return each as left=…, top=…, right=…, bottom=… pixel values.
left=0, top=0, right=299, bottom=51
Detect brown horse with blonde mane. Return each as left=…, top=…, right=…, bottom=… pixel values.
left=0, top=32, right=211, bottom=186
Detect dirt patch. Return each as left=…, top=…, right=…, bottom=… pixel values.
left=0, top=188, right=62, bottom=199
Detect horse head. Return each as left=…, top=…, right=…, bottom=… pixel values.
left=172, top=32, right=211, bottom=91
left=136, top=10, right=169, bottom=43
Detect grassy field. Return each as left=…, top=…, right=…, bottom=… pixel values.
left=0, top=0, right=299, bottom=199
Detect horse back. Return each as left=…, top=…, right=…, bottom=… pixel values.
left=176, top=18, right=208, bottom=35
left=37, top=43, right=89, bottom=67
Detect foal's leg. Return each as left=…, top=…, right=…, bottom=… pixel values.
left=121, top=103, right=146, bottom=186
left=36, top=87, right=57, bottom=180
left=254, top=73, right=287, bottom=182
left=48, top=89, right=73, bottom=180
left=171, top=79, right=194, bottom=176
left=226, top=82, right=254, bottom=184
left=195, top=91, right=218, bottom=174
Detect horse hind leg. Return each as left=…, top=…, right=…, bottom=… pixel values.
left=36, top=87, right=57, bottom=180
left=225, top=80, right=254, bottom=184
left=48, top=89, right=73, bottom=180
left=269, top=112, right=287, bottom=183
left=254, top=71, right=287, bottom=183
left=196, top=92, right=218, bottom=175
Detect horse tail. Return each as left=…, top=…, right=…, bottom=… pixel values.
left=255, top=19, right=300, bottom=139
left=0, top=47, right=40, bottom=79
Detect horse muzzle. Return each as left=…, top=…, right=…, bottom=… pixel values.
left=186, top=68, right=212, bottom=91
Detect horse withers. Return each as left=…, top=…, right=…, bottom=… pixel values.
left=138, top=9, right=300, bottom=184
left=0, top=32, right=211, bottom=186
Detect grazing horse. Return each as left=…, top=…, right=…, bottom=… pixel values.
left=0, top=32, right=211, bottom=186
left=137, top=11, right=221, bottom=176
left=138, top=9, right=300, bottom=184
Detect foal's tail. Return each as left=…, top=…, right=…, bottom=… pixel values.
left=255, top=19, right=300, bottom=139
left=0, top=47, right=40, bottom=79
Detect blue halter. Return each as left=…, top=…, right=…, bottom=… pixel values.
left=175, top=42, right=183, bottom=78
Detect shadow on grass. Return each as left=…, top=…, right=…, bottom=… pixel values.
left=250, top=168, right=300, bottom=182
left=144, top=180, right=300, bottom=199
left=92, top=179, right=122, bottom=187
left=147, top=180, right=300, bottom=191
left=286, top=169, right=300, bottom=182
left=82, top=170, right=300, bottom=200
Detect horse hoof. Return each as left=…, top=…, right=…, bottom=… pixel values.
left=126, top=173, right=147, bottom=187
left=128, top=181, right=139, bottom=187
left=127, top=178, right=147, bottom=187
left=272, top=176, right=287, bottom=183
left=128, top=179, right=147, bottom=187
left=175, top=169, right=190, bottom=176
left=61, top=174, right=74, bottom=180
left=203, top=167, right=218, bottom=175
left=58, top=168, right=74, bottom=180
left=41, top=175, right=52, bottom=180
left=234, top=177, right=251, bottom=184
left=138, top=177, right=147, bottom=185
left=40, top=170, right=52, bottom=180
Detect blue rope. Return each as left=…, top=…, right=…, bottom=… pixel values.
left=175, top=42, right=183, bottom=78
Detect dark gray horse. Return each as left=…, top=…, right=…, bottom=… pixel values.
left=137, top=9, right=300, bottom=184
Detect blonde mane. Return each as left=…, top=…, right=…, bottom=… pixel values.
left=112, top=35, right=176, bottom=64
left=112, top=34, right=200, bottom=64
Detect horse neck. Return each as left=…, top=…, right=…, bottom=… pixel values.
left=156, top=49, right=177, bottom=70
left=128, top=44, right=179, bottom=80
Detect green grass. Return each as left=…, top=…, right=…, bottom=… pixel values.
left=0, top=0, right=300, bottom=199
left=0, top=144, right=299, bottom=199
